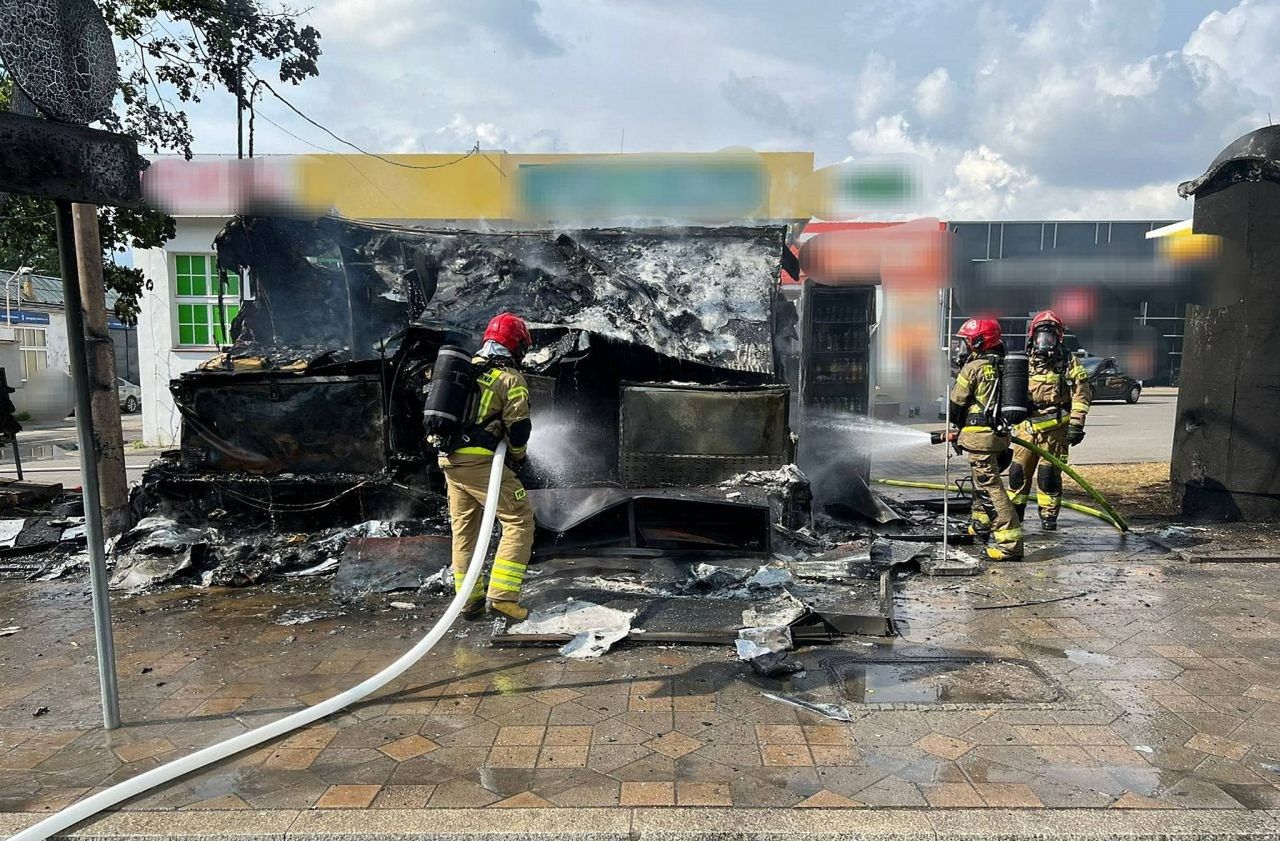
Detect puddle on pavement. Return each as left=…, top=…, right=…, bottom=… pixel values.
left=830, top=656, right=1063, bottom=704
left=0, top=441, right=77, bottom=463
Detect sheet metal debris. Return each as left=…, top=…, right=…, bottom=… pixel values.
left=509, top=600, right=636, bottom=659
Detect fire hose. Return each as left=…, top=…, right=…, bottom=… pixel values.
left=874, top=477, right=1125, bottom=532
left=1009, top=434, right=1129, bottom=532
left=915, top=430, right=1129, bottom=533
left=8, top=442, right=509, bottom=841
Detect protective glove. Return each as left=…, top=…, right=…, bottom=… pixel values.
left=1067, top=423, right=1086, bottom=446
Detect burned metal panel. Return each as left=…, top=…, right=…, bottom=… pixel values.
left=215, top=217, right=786, bottom=375
left=529, top=488, right=771, bottom=557
left=1179, top=125, right=1280, bottom=199
left=619, top=384, right=789, bottom=487
left=174, top=374, right=387, bottom=475
left=0, top=112, right=143, bottom=208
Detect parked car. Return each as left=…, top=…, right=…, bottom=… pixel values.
left=1080, top=357, right=1142, bottom=403
left=117, top=378, right=141, bottom=413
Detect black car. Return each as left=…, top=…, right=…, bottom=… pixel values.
left=1079, top=356, right=1142, bottom=403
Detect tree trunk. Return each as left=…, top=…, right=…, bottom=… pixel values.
left=71, top=204, right=129, bottom=536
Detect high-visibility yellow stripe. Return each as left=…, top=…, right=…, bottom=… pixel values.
left=1009, top=492, right=1028, bottom=504
left=453, top=446, right=495, bottom=455
left=453, top=570, right=483, bottom=596
left=992, top=526, right=1024, bottom=542
left=1031, top=415, right=1067, bottom=430
left=1072, top=400, right=1089, bottom=412
left=509, top=445, right=527, bottom=456
left=1031, top=373, right=1060, bottom=383
left=476, top=387, right=494, bottom=421
left=493, top=563, right=527, bottom=577
left=962, top=425, right=994, bottom=433
left=971, top=510, right=991, bottom=524
left=1036, top=492, right=1058, bottom=507
left=488, top=580, right=521, bottom=594
left=507, top=386, right=529, bottom=400
left=955, top=374, right=971, bottom=389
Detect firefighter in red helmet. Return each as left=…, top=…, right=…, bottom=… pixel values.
left=1008, top=310, right=1092, bottom=531
left=439, top=312, right=536, bottom=621
left=947, top=318, right=1024, bottom=561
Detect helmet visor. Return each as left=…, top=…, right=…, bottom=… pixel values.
left=1032, top=330, right=1059, bottom=353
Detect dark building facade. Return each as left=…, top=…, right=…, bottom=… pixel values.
left=946, top=220, right=1189, bottom=385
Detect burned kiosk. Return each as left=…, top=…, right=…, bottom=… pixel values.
left=139, top=216, right=806, bottom=556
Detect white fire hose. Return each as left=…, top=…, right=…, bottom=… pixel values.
left=9, top=442, right=508, bottom=841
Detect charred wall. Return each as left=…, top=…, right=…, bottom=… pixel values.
left=1173, top=126, right=1280, bottom=520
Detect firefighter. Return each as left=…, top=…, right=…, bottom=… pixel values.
left=439, top=312, right=536, bottom=621
left=948, top=318, right=1024, bottom=561
left=1009, top=310, right=1092, bottom=531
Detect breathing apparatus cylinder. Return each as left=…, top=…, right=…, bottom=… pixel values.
left=422, top=345, right=475, bottom=446
left=1000, top=352, right=1030, bottom=428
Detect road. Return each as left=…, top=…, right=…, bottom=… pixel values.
left=0, top=389, right=1178, bottom=489
left=0, top=412, right=161, bottom=489
left=868, top=386, right=1178, bottom=481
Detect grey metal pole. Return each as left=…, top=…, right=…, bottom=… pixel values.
left=53, top=199, right=121, bottom=730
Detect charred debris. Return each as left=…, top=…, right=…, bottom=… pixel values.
left=6, top=215, right=969, bottom=656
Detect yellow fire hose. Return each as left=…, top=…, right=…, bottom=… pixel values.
left=1009, top=435, right=1129, bottom=532
left=873, top=473, right=1127, bottom=533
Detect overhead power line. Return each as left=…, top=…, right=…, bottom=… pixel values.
left=250, top=75, right=482, bottom=171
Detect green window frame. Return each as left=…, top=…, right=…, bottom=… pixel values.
left=174, top=253, right=243, bottom=348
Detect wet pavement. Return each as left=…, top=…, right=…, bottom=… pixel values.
left=2, top=511, right=1280, bottom=815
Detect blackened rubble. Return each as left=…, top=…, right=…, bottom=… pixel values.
left=101, top=213, right=951, bottom=662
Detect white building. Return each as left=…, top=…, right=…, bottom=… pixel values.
left=0, top=270, right=141, bottom=421
left=134, top=216, right=234, bottom=446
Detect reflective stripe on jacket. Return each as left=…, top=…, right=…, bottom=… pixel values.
left=1027, top=353, right=1092, bottom=427
left=949, top=355, right=1008, bottom=453
left=449, top=357, right=532, bottom=457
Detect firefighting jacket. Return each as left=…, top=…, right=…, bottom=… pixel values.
left=1026, top=351, right=1092, bottom=430
left=450, top=356, right=532, bottom=460
left=948, top=353, right=1009, bottom=453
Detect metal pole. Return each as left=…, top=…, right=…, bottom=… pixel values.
left=53, top=199, right=120, bottom=730
left=941, top=287, right=953, bottom=566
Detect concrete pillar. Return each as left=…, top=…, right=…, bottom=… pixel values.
left=1172, top=125, right=1280, bottom=520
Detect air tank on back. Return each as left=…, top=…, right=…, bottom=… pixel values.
left=422, top=345, right=475, bottom=445
left=1001, top=352, right=1029, bottom=427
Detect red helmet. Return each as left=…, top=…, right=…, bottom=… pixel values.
left=1028, top=310, right=1065, bottom=338
left=956, top=318, right=1003, bottom=353
left=483, top=312, right=532, bottom=357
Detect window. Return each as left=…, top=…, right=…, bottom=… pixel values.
left=15, top=327, right=47, bottom=382
left=174, top=254, right=243, bottom=348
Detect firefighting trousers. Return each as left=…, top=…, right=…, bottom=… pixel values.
left=1009, top=422, right=1069, bottom=523
left=442, top=454, right=535, bottom=603
left=968, top=450, right=1024, bottom=558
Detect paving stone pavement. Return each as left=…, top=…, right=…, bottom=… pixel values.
left=2, top=514, right=1280, bottom=818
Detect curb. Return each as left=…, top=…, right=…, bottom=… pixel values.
left=3, top=809, right=1280, bottom=841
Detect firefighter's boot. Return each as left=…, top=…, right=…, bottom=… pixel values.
left=487, top=600, right=529, bottom=622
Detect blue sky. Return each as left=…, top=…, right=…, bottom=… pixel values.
left=177, top=0, right=1280, bottom=220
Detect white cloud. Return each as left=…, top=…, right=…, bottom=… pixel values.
left=914, top=68, right=954, bottom=119
left=848, top=114, right=937, bottom=161
left=854, top=52, right=897, bottom=123
left=172, top=0, right=1272, bottom=220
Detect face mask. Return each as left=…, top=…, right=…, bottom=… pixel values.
left=950, top=337, right=971, bottom=369
left=1032, top=330, right=1059, bottom=355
